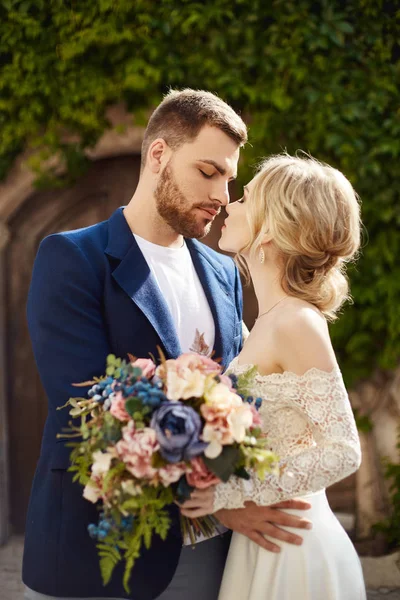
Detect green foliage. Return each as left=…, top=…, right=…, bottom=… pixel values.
left=98, top=539, right=122, bottom=587
left=353, top=409, right=374, bottom=434
left=235, top=366, right=258, bottom=397
left=105, top=354, right=122, bottom=378
left=204, top=444, right=241, bottom=481
left=119, top=488, right=173, bottom=593
left=373, top=427, right=400, bottom=550
left=1, top=0, right=399, bottom=380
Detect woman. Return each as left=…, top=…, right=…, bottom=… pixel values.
left=180, top=154, right=366, bottom=599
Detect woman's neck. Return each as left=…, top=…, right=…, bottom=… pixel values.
left=247, top=257, right=287, bottom=317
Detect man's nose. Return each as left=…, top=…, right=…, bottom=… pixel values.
left=210, top=181, right=230, bottom=206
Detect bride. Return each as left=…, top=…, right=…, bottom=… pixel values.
left=180, top=154, right=366, bottom=599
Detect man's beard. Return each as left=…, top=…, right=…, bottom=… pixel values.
left=154, top=164, right=213, bottom=239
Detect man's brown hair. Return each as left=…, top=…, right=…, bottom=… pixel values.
left=141, top=88, right=248, bottom=168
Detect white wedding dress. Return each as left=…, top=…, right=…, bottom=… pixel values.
left=215, top=358, right=366, bottom=600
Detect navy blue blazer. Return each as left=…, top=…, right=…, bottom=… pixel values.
left=22, top=207, right=243, bottom=599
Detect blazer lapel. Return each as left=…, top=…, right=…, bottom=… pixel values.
left=187, top=239, right=236, bottom=367
left=105, top=208, right=182, bottom=358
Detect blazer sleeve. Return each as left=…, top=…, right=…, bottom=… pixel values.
left=27, top=233, right=111, bottom=438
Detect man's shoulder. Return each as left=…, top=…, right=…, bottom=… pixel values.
left=39, top=217, right=109, bottom=258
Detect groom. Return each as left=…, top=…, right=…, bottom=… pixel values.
left=23, top=89, right=312, bottom=600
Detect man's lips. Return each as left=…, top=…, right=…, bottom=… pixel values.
left=197, top=207, right=219, bottom=218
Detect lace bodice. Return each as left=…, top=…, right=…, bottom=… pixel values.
left=213, top=358, right=362, bottom=512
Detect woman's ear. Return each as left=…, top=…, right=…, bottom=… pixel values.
left=260, top=231, right=272, bottom=246
left=146, top=138, right=171, bottom=173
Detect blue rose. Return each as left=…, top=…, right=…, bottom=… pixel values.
left=151, top=402, right=207, bottom=463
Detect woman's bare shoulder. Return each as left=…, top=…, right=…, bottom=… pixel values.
left=268, top=299, right=336, bottom=374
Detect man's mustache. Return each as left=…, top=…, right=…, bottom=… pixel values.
left=196, top=204, right=222, bottom=216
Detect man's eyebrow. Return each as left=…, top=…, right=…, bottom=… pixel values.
left=198, top=159, right=237, bottom=181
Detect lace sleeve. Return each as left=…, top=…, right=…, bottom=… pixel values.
left=213, top=367, right=362, bottom=512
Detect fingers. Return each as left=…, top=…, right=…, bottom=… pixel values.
left=246, top=531, right=281, bottom=553
left=179, top=489, right=214, bottom=518
left=270, top=499, right=312, bottom=510
left=258, top=523, right=303, bottom=546
left=179, top=498, right=207, bottom=509
left=259, top=507, right=312, bottom=529
left=180, top=507, right=210, bottom=518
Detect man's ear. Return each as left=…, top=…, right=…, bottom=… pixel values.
left=146, top=138, right=171, bottom=173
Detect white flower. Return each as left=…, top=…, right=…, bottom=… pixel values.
left=166, top=369, right=206, bottom=401
left=91, top=450, right=114, bottom=476
left=227, top=405, right=253, bottom=443
left=83, top=481, right=101, bottom=503
left=205, top=383, right=242, bottom=408
left=202, top=425, right=224, bottom=459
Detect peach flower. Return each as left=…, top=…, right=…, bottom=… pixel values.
left=116, top=422, right=159, bottom=479
left=186, top=457, right=221, bottom=489
left=110, top=391, right=130, bottom=421
left=131, top=358, right=156, bottom=378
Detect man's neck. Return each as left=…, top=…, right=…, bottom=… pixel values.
left=123, top=187, right=183, bottom=249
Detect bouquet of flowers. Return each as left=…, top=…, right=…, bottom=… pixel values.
left=58, top=351, right=278, bottom=593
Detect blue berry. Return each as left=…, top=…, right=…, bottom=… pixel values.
left=88, top=524, right=98, bottom=539
left=97, top=528, right=108, bottom=540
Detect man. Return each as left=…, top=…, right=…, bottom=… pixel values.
left=23, top=89, right=312, bottom=600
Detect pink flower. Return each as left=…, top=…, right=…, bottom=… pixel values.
left=186, top=457, right=221, bottom=489
left=158, top=462, right=188, bottom=487
left=110, top=391, right=130, bottom=421
left=201, top=404, right=233, bottom=443
left=116, top=422, right=159, bottom=480
left=250, top=405, right=263, bottom=427
left=175, top=353, right=221, bottom=375
left=131, top=358, right=156, bottom=379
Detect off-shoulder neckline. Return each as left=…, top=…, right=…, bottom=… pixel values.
left=227, top=356, right=342, bottom=382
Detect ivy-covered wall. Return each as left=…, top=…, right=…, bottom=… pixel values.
left=1, top=0, right=399, bottom=383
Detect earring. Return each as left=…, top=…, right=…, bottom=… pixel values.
left=259, top=247, right=265, bottom=264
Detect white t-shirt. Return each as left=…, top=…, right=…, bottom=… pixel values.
left=133, top=234, right=215, bottom=356
left=134, top=234, right=227, bottom=544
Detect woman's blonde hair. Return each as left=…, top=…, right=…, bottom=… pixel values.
left=238, top=153, right=361, bottom=321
